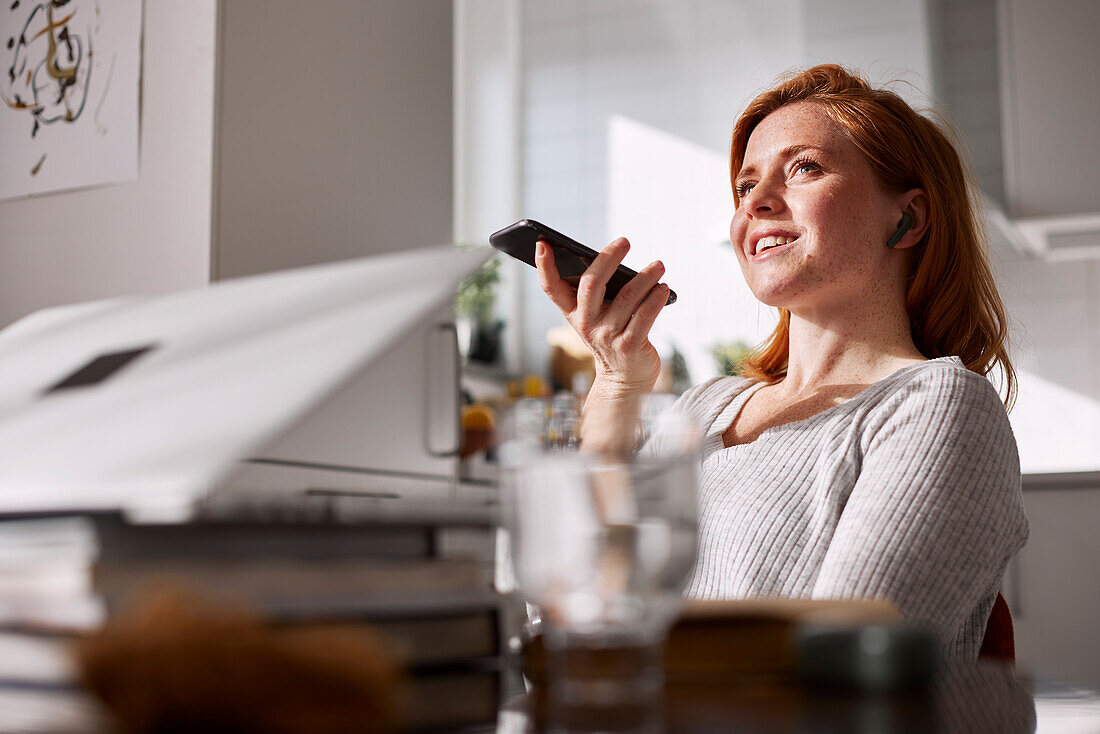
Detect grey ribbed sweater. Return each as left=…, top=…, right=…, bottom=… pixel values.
left=675, top=356, right=1029, bottom=658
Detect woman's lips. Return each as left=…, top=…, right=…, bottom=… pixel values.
left=753, top=234, right=799, bottom=258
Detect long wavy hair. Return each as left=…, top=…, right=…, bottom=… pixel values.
left=731, top=64, right=1015, bottom=408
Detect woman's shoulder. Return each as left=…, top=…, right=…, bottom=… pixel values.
left=863, top=356, right=1016, bottom=455
left=878, top=356, right=1005, bottom=413
left=860, top=357, right=1024, bottom=521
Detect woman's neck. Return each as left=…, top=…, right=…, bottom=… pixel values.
left=780, top=295, right=925, bottom=395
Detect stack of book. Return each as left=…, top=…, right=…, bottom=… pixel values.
left=0, top=491, right=503, bottom=732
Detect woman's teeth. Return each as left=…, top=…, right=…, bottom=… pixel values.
left=757, top=235, right=797, bottom=253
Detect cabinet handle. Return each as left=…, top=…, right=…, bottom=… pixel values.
left=425, top=322, right=460, bottom=458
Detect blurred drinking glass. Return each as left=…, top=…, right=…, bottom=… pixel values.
left=500, top=396, right=700, bottom=730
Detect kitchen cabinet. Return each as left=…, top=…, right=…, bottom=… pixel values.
left=1010, top=476, right=1100, bottom=681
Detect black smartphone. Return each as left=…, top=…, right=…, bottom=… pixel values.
left=488, top=219, right=676, bottom=305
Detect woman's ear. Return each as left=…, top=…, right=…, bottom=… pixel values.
left=888, top=189, right=930, bottom=250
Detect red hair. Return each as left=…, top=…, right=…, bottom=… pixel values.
left=731, top=64, right=1015, bottom=407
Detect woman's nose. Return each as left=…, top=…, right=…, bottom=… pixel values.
left=742, top=180, right=784, bottom=218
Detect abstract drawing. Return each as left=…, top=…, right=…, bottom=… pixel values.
left=1, top=0, right=141, bottom=200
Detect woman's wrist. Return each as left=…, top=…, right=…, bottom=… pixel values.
left=580, top=373, right=652, bottom=457
left=591, top=369, right=657, bottom=398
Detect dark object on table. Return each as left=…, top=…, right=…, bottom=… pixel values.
left=796, top=623, right=939, bottom=693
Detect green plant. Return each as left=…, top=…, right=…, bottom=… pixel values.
left=455, top=256, right=501, bottom=324
left=711, top=340, right=754, bottom=377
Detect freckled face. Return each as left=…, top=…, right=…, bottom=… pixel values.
left=730, top=102, right=901, bottom=312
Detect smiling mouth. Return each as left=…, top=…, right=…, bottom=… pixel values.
left=755, top=234, right=799, bottom=255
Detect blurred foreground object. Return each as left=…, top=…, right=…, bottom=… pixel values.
left=797, top=621, right=938, bottom=693
left=76, top=590, right=400, bottom=734
left=518, top=598, right=1038, bottom=733
left=0, top=244, right=490, bottom=518
left=0, top=495, right=504, bottom=733
left=501, top=403, right=701, bottom=715
left=523, top=597, right=903, bottom=684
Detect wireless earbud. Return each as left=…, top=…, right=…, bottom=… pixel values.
left=886, top=212, right=914, bottom=249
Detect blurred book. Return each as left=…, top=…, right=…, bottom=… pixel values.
left=0, top=518, right=103, bottom=631
left=0, top=497, right=505, bottom=733
left=0, top=489, right=497, bottom=625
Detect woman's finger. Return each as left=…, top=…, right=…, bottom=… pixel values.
left=576, top=238, right=631, bottom=324
left=535, top=240, right=578, bottom=313
left=621, top=283, right=669, bottom=347
left=603, top=259, right=665, bottom=331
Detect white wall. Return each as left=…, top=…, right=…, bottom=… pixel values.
left=454, top=0, right=521, bottom=246
left=0, top=1, right=218, bottom=329
left=212, top=0, right=454, bottom=279
left=454, top=0, right=524, bottom=374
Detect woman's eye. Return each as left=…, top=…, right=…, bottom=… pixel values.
left=735, top=181, right=755, bottom=196
left=792, top=159, right=820, bottom=176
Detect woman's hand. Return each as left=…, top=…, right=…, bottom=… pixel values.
left=535, top=237, right=670, bottom=393
left=536, top=237, right=670, bottom=457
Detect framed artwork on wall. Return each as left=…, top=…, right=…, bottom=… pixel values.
left=1, top=0, right=142, bottom=201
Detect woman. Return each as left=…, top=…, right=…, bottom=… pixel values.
left=534, top=64, right=1028, bottom=658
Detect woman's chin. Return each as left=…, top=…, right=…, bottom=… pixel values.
left=746, top=273, right=821, bottom=309
left=747, top=285, right=796, bottom=309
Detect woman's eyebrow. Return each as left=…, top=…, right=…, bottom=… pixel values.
left=737, top=144, right=827, bottom=178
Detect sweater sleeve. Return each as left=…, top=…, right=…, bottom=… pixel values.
left=810, top=365, right=1029, bottom=648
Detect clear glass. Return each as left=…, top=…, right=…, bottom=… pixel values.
left=500, top=396, right=700, bottom=729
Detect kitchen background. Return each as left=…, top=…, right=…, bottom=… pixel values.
left=0, top=0, right=1096, bottom=686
